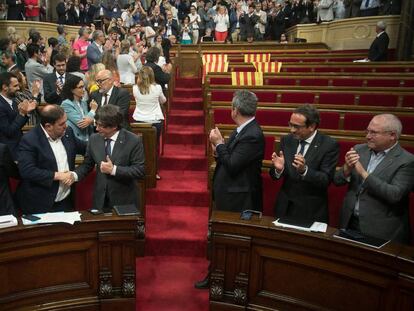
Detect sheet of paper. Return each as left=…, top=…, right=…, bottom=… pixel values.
left=22, top=212, right=82, bottom=226
left=273, top=219, right=327, bottom=233
left=0, top=215, right=18, bottom=228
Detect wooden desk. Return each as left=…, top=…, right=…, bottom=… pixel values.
left=0, top=212, right=142, bottom=311
left=210, top=211, right=414, bottom=311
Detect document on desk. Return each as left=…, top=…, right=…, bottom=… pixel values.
left=0, top=215, right=18, bottom=228
left=273, top=219, right=327, bottom=233
left=22, top=212, right=82, bottom=225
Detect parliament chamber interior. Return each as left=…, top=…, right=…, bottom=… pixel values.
left=0, top=2, right=414, bottom=310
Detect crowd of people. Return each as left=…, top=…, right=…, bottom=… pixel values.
left=0, top=0, right=401, bottom=43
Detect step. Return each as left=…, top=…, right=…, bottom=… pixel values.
left=146, top=185, right=209, bottom=206
left=145, top=205, right=208, bottom=257
left=175, top=78, right=202, bottom=88
left=163, top=143, right=205, bottom=157
left=150, top=170, right=208, bottom=192
left=171, top=97, right=203, bottom=110
left=159, top=155, right=207, bottom=171
left=174, top=87, right=203, bottom=98
left=136, top=256, right=209, bottom=311
left=169, top=110, right=204, bottom=126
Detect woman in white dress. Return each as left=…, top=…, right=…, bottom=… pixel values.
left=117, top=40, right=141, bottom=85
left=133, top=66, right=166, bottom=179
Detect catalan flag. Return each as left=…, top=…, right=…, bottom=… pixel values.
left=244, top=53, right=271, bottom=63
left=202, top=54, right=228, bottom=65
left=203, top=62, right=229, bottom=83
left=252, top=62, right=282, bottom=73
left=231, top=72, right=264, bottom=86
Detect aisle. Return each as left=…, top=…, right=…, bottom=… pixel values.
left=136, top=77, right=209, bottom=311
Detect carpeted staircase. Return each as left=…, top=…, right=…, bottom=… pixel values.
left=136, top=77, right=210, bottom=311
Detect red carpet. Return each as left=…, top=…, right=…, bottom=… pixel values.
left=136, top=77, right=209, bottom=310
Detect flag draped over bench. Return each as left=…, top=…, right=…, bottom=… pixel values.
left=252, top=62, right=282, bottom=73
left=244, top=53, right=271, bottom=62
left=231, top=72, right=264, bottom=86
left=203, top=62, right=229, bottom=82
left=202, top=54, right=228, bottom=65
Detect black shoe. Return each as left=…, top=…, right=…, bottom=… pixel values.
left=194, top=276, right=209, bottom=289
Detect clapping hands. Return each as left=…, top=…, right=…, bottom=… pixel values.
left=55, top=171, right=75, bottom=186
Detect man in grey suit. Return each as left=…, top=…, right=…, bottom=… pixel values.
left=334, top=114, right=414, bottom=244
left=24, top=44, right=54, bottom=91
left=75, top=104, right=145, bottom=212
left=86, top=30, right=106, bottom=70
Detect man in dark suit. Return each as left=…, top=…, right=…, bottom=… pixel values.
left=368, top=21, right=389, bottom=62
left=16, top=105, right=86, bottom=214
left=270, top=3, right=285, bottom=41
left=0, top=72, right=36, bottom=160
left=0, top=143, right=19, bottom=216
left=334, top=114, right=414, bottom=244
left=43, top=53, right=71, bottom=105
left=84, top=0, right=97, bottom=25
left=270, top=104, right=339, bottom=223
left=86, top=30, right=105, bottom=69
left=144, top=47, right=171, bottom=93
left=56, top=0, right=68, bottom=24
left=89, top=69, right=130, bottom=130
left=210, top=90, right=265, bottom=212
left=75, top=104, right=145, bottom=212
left=6, top=0, right=24, bottom=20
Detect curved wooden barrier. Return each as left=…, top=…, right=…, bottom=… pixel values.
left=210, top=211, right=414, bottom=311
left=0, top=213, right=144, bottom=311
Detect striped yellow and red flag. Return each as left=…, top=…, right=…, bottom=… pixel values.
left=203, top=62, right=229, bottom=82
left=202, top=54, right=228, bottom=65
left=252, top=62, right=282, bottom=73
left=231, top=72, right=264, bottom=86
left=244, top=53, right=271, bottom=63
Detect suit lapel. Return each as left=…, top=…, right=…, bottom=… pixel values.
left=37, top=126, right=58, bottom=172
left=111, top=129, right=125, bottom=162
left=370, top=144, right=401, bottom=177
left=108, top=87, right=118, bottom=106
left=303, top=132, right=321, bottom=163
left=62, top=131, right=73, bottom=168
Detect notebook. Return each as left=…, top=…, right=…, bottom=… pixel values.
left=334, top=229, right=389, bottom=249
left=113, top=204, right=140, bottom=216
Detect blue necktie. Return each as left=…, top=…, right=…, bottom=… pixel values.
left=365, top=0, right=370, bottom=8
left=105, top=138, right=112, bottom=157
left=298, top=140, right=307, bottom=155
left=58, top=75, right=64, bottom=84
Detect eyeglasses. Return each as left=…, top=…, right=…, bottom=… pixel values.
left=288, top=122, right=307, bottom=129
left=96, top=78, right=109, bottom=84
left=365, top=129, right=393, bottom=136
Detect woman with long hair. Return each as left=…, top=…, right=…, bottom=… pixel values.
left=61, top=75, right=98, bottom=141
left=101, top=50, right=121, bottom=86
left=132, top=66, right=166, bottom=179
left=180, top=16, right=193, bottom=45
left=213, top=5, right=230, bottom=42
left=117, top=40, right=140, bottom=85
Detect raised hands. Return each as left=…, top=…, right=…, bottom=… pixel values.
left=209, top=127, right=224, bottom=146
left=18, top=99, right=37, bottom=116
left=89, top=99, right=98, bottom=111
left=271, top=151, right=284, bottom=173
left=292, top=153, right=306, bottom=174
left=77, top=117, right=94, bottom=129
left=100, top=156, right=114, bottom=174
left=32, top=79, right=41, bottom=97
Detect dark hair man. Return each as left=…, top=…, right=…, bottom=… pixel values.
left=334, top=114, right=414, bottom=244
left=270, top=104, right=339, bottom=223
left=0, top=72, right=37, bottom=159
left=43, top=53, right=72, bottom=105
left=24, top=43, right=54, bottom=91
left=144, top=46, right=171, bottom=92
left=75, top=104, right=145, bottom=212
left=16, top=104, right=86, bottom=214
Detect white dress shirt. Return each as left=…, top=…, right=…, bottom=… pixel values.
left=105, top=130, right=120, bottom=176
left=101, top=86, right=114, bottom=106
left=0, top=94, right=14, bottom=110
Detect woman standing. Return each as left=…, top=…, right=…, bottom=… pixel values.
left=132, top=66, right=166, bottom=179
left=180, top=16, right=193, bottom=44
left=117, top=40, right=140, bottom=85
left=213, top=5, right=229, bottom=42
left=61, top=75, right=98, bottom=142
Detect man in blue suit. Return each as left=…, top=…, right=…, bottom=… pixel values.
left=86, top=30, right=106, bottom=70
left=0, top=72, right=36, bottom=160
left=16, top=104, right=86, bottom=215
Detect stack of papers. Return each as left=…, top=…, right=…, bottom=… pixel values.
left=22, top=212, right=82, bottom=225
left=0, top=215, right=18, bottom=228
left=273, top=219, right=327, bottom=233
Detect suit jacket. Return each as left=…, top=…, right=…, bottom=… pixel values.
left=43, top=72, right=74, bottom=105
left=368, top=32, right=389, bottom=62
left=24, top=58, right=53, bottom=90
left=334, top=143, right=414, bottom=244
left=144, top=62, right=170, bottom=92
left=75, top=129, right=145, bottom=210
left=0, top=95, right=28, bottom=160
left=6, top=0, right=24, bottom=20
left=90, top=87, right=131, bottom=130
left=16, top=126, right=86, bottom=214
left=270, top=132, right=339, bottom=223
left=213, top=119, right=265, bottom=212
left=86, top=42, right=103, bottom=69
left=56, top=2, right=67, bottom=24
left=0, top=143, right=19, bottom=216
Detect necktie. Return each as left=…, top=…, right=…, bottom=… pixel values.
left=105, top=138, right=112, bottom=157
left=58, top=75, right=64, bottom=85
left=298, top=140, right=307, bottom=155
left=365, top=0, right=370, bottom=8
left=103, top=93, right=108, bottom=106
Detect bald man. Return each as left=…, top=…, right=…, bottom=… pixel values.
left=334, top=114, right=414, bottom=244
left=89, top=69, right=131, bottom=130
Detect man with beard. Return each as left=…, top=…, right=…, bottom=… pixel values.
left=270, top=104, right=339, bottom=224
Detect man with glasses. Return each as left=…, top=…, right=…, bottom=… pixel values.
left=334, top=114, right=414, bottom=244
left=90, top=69, right=130, bottom=130
left=269, top=104, right=339, bottom=224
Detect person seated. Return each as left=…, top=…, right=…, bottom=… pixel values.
left=201, top=28, right=214, bottom=42
left=367, top=21, right=389, bottom=62
left=61, top=75, right=98, bottom=142
left=279, top=33, right=288, bottom=44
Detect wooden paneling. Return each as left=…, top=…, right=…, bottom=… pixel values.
left=209, top=211, right=414, bottom=311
